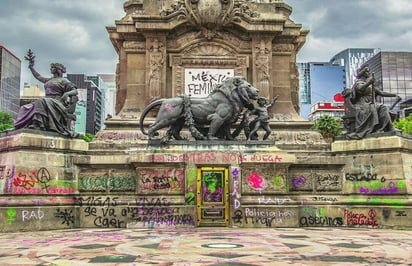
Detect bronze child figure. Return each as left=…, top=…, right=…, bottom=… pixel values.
left=248, top=96, right=278, bottom=140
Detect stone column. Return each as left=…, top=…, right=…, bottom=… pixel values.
left=271, top=43, right=303, bottom=121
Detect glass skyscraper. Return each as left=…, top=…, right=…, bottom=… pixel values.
left=365, top=51, right=412, bottom=111
left=297, top=62, right=346, bottom=119
left=330, top=48, right=380, bottom=89
left=67, top=74, right=104, bottom=134
left=0, top=46, right=21, bottom=119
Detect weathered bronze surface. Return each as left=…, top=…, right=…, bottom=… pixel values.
left=139, top=76, right=259, bottom=142
left=343, top=65, right=401, bottom=139
left=14, top=50, right=79, bottom=138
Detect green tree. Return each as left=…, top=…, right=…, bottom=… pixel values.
left=394, top=114, right=412, bottom=135
left=0, top=112, right=14, bottom=133
left=312, top=115, right=342, bottom=142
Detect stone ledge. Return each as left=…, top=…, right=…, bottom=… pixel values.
left=0, top=129, right=88, bottom=152
left=332, top=135, right=412, bottom=153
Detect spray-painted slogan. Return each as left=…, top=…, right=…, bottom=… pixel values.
left=185, top=69, right=234, bottom=97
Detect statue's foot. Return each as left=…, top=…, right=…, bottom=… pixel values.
left=28, top=124, right=41, bottom=130
left=388, top=128, right=402, bottom=134
left=207, top=135, right=219, bottom=140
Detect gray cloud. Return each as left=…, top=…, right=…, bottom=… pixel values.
left=287, top=0, right=412, bottom=61
left=0, top=0, right=124, bottom=87
left=0, top=0, right=411, bottom=88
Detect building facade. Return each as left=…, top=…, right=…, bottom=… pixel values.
left=98, top=74, right=116, bottom=118
left=0, top=46, right=21, bottom=119
left=67, top=74, right=104, bottom=134
left=297, top=62, right=345, bottom=119
left=330, top=48, right=379, bottom=89
left=308, top=93, right=345, bottom=121
left=364, top=51, right=412, bottom=112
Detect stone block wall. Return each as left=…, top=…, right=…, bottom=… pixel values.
left=0, top=133, right=411, bottom=232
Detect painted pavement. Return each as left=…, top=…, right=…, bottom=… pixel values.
left=0, top=227, right=411, bottom=265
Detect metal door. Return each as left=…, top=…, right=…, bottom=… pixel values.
left=197, top=167, right=229, bottom=226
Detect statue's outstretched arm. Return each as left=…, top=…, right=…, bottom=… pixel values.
left=28, top=65, right=48, bottom=84
left=375, top=88, right=399, bottom=98
left=25, top=49, right=48, bottom=84
left=267, top=95, right=279, bottom=108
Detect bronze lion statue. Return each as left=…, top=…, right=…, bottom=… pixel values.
left=139, top=76, right=260, bottom=142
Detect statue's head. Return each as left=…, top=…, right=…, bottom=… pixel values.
left=356, top=65, right=370, bottom=78
left=50, top=63, right=66, bottom=74
left=257, top=97, right=267, bottom=106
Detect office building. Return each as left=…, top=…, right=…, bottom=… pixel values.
left=86, top=75, right=106, bottom=128
left=297, top=62, right=346, bottom=119
left=98, top=74, right=116, bottom=118
left=67, top=74, right=104, bottom=134
left=330, top=48, right=379, bottom=89
left=0, top=46, right=21, bottom=118
left=309, top=93, right=345, bottom=121
left=364, top=51, right=412, bottom=112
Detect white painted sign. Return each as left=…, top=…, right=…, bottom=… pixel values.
left=185, top=68, right=234, bottom=97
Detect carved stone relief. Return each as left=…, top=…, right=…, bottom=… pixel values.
left=123, top=41, right=146, bottom=51
left=147, top=38, right=166, bottom=102
left=161, top=0, right=260, bottom=40
left=254, top=39, right=271, bottom=97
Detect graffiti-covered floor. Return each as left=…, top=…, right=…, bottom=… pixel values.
left=0, top=227, right=411, bottom=265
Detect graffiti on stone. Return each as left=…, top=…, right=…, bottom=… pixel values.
left=241, top=165, right=287, bottom=193
left=79, top=175, right=136, bottom=192
left=54, top=208, right=75, bottom=226
left=137, top=168, right=184, bottom=194
left=233, top=208, right=294, bottom=227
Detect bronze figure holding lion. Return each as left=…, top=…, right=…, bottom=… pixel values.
left=139, top=76, right=261, bottom=142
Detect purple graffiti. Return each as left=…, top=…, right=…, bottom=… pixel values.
left=359, top=187, right=398, bottom=194
left=291, top=175, right=306, bottom=188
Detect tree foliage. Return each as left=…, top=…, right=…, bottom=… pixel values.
left=82, top=133, right=95, bottom=142
left=393, top=114, right=412, bottom=135
left=312, top=115, right=342, bottom=141
left=0, top=112, right=14, bottom=133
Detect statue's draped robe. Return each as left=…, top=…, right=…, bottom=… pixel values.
left=14, top=77, right=77, bottom=137
left=347, top=79, right=393, bottom=139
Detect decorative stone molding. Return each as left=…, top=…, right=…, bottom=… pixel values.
left=161, top=0, right=260, bottom=39
left=183, top=42, right=236, bottom=56
left=123, top=41, right=146, bottom=51
left=272, top=43, right=294, bottom=53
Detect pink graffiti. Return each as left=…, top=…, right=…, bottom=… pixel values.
left=164, top=103, right=173, bottom=111
left=12, top=188, right=77, bottom=194
left=344, top=209, right=378, bottom=227
left=247, top=172, right=265, bottom=189
left=13, top=171, right=38, bottom=190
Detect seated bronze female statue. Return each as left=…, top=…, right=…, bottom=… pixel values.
left=14, top=50, right=79, bottom=138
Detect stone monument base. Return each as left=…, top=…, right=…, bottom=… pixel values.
left=0, top=131, right=411, bottom=232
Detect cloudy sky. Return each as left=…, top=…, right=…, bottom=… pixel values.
left=0, top=0, right=411, bottom=88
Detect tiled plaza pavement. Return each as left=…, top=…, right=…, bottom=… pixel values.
left=0, top=227, right=411, bottom=265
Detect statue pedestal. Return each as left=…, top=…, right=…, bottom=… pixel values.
left=0, top=130, right=411, bottom=231
left=0, top=130, right=87, bottom=232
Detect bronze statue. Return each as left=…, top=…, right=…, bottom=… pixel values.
left=139, top=76, right=259, bottom=142
left=343, top=65, right=401, bottom=139
left=14, top=50, right=79, bottom=137
left=247, top=96, right=278, bottom=140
